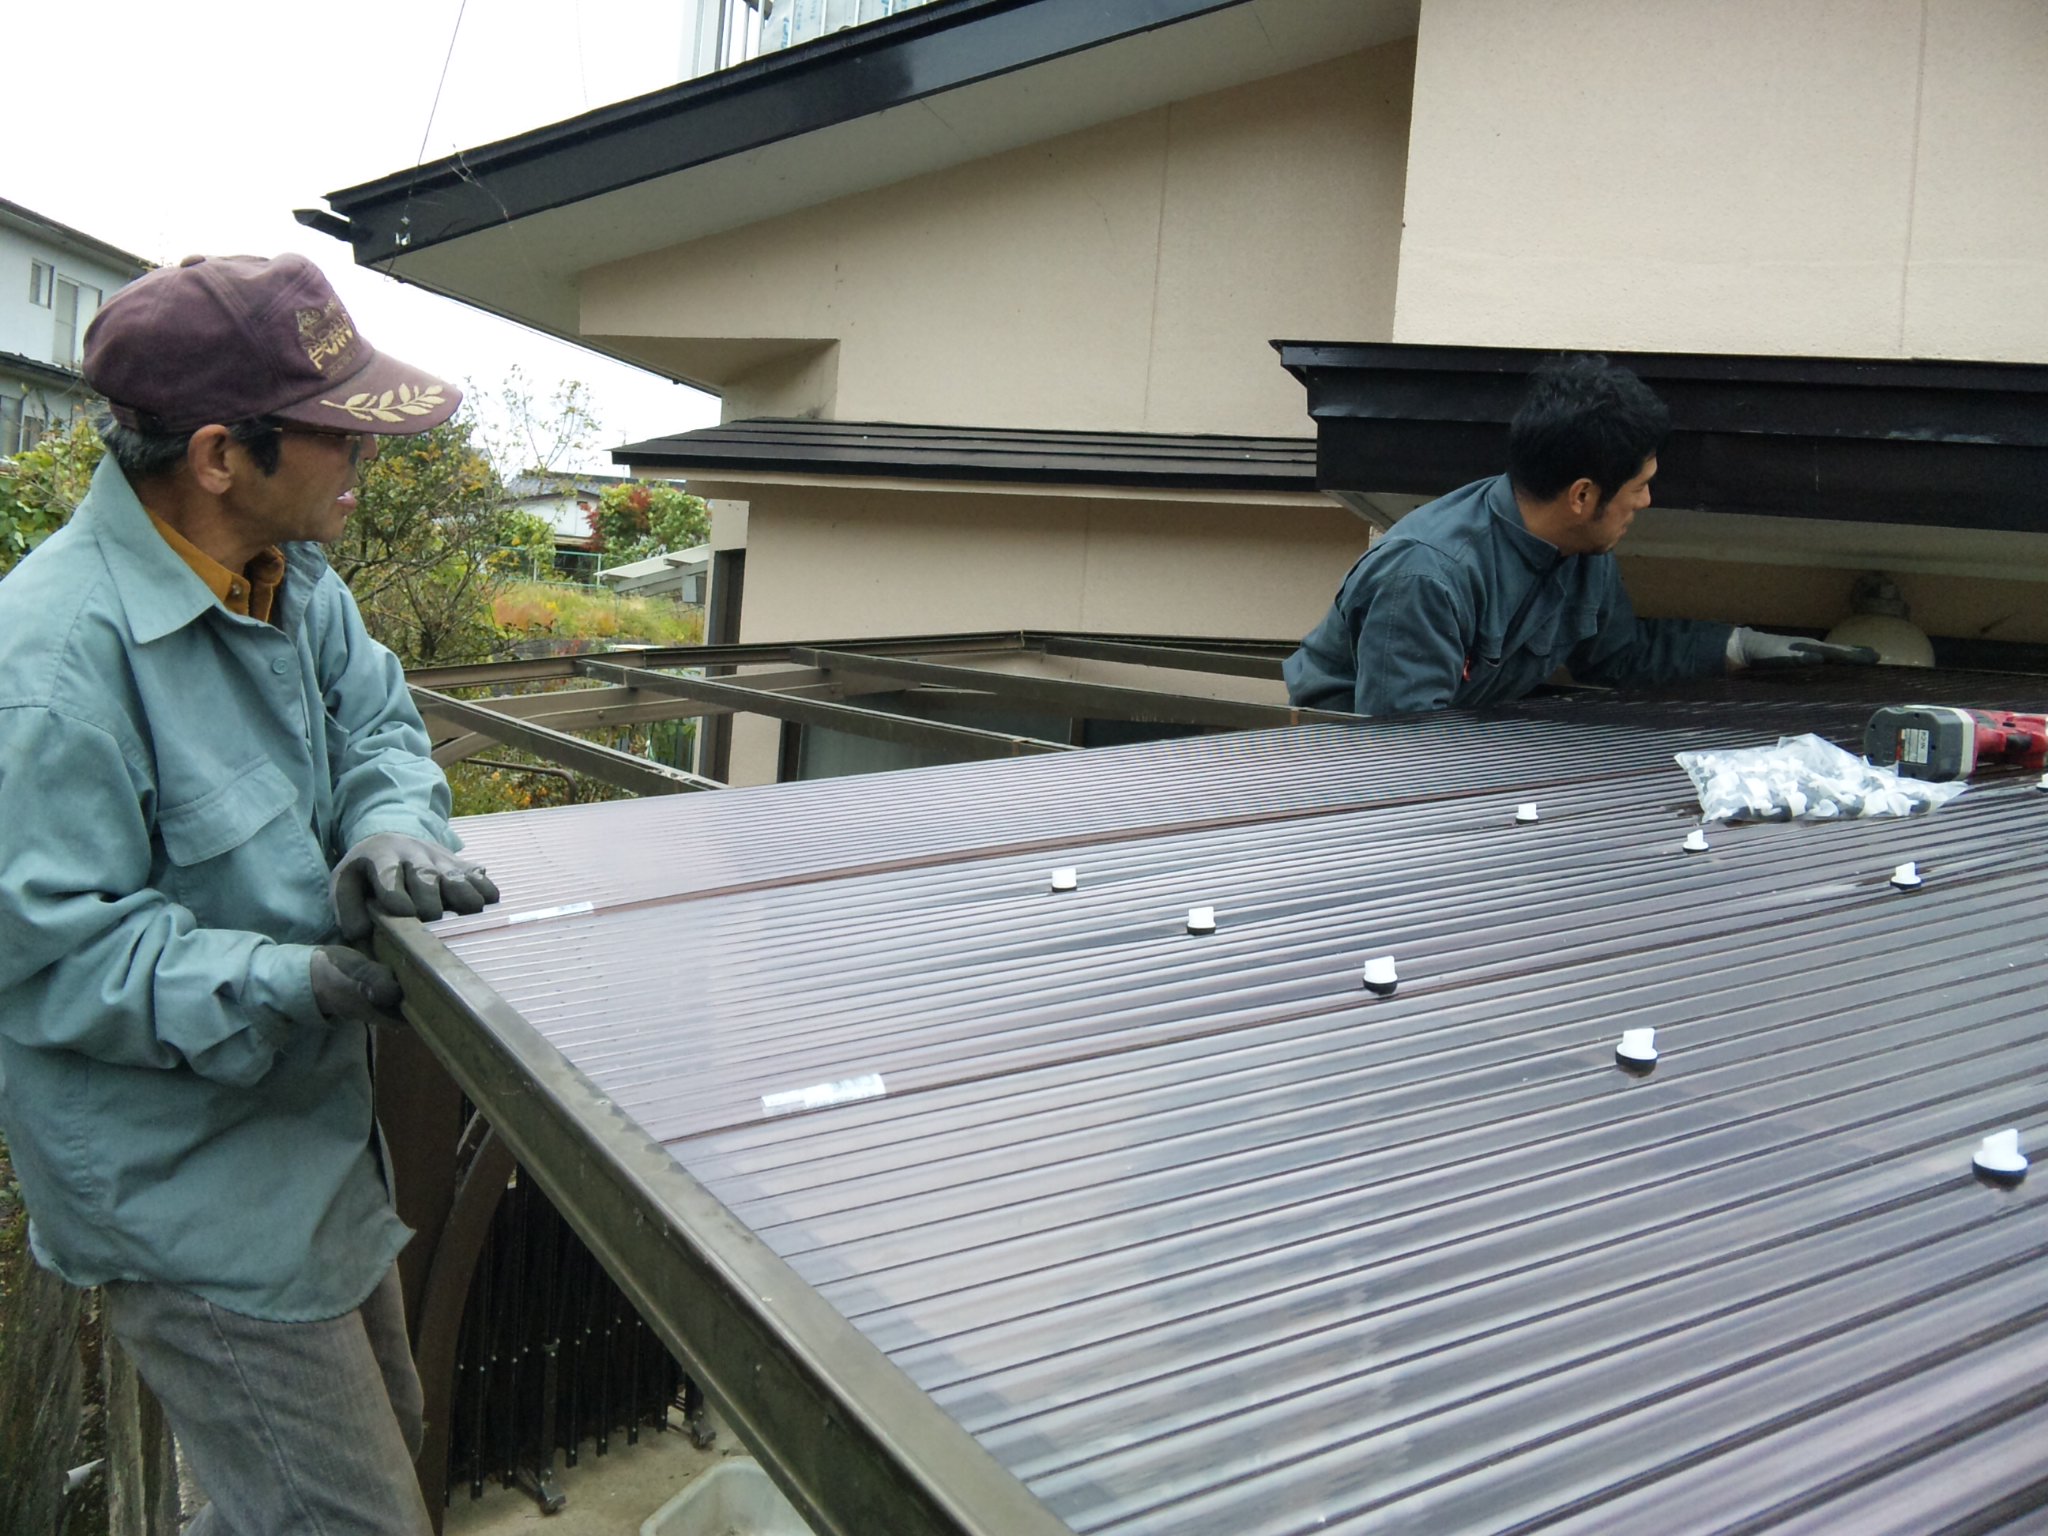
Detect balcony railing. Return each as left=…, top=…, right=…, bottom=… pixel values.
left=686, top=0, right=938, bottom=80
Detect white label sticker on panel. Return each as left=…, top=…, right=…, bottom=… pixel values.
left=761, top=1073, right=887, bottom=1117
left=504, top=901, right=596, bottom=926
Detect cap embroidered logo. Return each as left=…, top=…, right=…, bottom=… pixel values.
left=295, top=301, right=360, bottom=372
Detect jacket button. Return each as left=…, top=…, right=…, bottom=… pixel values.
left=271, top=657, right=292, bottom=675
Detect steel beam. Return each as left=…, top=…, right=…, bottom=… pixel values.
left=408, top=656, right=581, bottom=690
left=576, top=660, right=1074, bottom=757
left=372, top=918, right=1076, bottom=1536
left=1031, top=633, right=1287, bottom=680
left=790, top=648, right=1352, bottom=730
left=410, top=687, right=722, bottom=795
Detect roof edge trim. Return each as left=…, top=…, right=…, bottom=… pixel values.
left=325, top=0, right=1249, bottom=262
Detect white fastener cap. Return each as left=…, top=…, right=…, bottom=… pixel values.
left=1682, top=828, right=1710, bottom=853
left=1973, top=1129, right=2028, bottom=1183
left=1187, top=906, right=1217, bottom=934
left=1361, top=955, right=1399, bottom=996
left=2037, top=772, right=2048, bottom=792
left=1514, top=803, right=1540, bottom=824
left=1050, top=867, right=1079, bottom=892
left=1890, top=861, right=1923, bottom=890
left=1616, top=1027, right=1658, bottom=1069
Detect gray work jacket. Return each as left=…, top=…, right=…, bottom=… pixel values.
left=1285, top=474, right=1730, bottom=716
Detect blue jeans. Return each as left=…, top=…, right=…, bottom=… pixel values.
left=103, top=1262, right=432, bottom=1535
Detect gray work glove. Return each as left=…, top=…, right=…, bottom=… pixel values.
left=310, top=946, right=405, bottom=1026
left=331, top=832, right=501, bottom=940
left=1726, top=627, right=1880, bottom=669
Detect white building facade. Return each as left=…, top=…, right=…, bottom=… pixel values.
left=0, top=197, right=152, bottom=455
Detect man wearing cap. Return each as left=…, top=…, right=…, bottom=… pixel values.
left=0, top=254, right=502, bottom=1533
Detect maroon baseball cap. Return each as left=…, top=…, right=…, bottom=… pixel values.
left=83, top=253, right=461, bottom=437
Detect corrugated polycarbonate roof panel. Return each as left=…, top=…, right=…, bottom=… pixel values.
left=439, top=679, right=2048, bottom=1535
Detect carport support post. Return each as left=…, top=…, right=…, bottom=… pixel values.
left=375, top=1025, right=468, bottom=1528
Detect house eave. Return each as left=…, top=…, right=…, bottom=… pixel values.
left=0, top=350, right=91, bottom=394
left=0, top=196, right=154, bottom=279
left=315, top=0, right=1418, bottom=354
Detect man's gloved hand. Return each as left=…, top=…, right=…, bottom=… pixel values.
left=331, top=832, right=502, bottom=941
left=1727, top=627, right=1881, bottom=669
left=310, top=946, right=405, bottom=1026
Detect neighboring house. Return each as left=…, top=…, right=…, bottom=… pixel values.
left=595, top=545, right=709, bottom=603
left=321, top=0, right=2048, bottom=785
left=505, top=469, right=639, bottom=581
left=505, top=470, right=639, bottom=540
left=0, top=196, right=152, bottom=455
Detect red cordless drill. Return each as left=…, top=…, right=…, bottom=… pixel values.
left=1864, top=705, right=2048, bottom=782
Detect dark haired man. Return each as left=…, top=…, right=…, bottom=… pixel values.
left=0, top=253, right=501, bottom=1532
left=1285, top=354, right=1869, bottom=716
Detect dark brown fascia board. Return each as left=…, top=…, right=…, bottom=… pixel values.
left=1275, top=340, right=2048, bottom=531
left=613, top=419, right=1318, bottom=493
left=322, top=0, right=1249, bottom=263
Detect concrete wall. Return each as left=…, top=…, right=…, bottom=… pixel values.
left=1394, top=0, right=2048, bottom=361
left=582, top=41, right=1415, bottom=436
left=698, top=480, right=1369, bottom=783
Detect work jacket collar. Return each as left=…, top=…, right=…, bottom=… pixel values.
left=1484, top=474, right=1568, bottom=574
left=79, top=458, right=324, bottom=644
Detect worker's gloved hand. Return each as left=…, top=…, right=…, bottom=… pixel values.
left=310, top=946, right=405, bottom=1026
left=1726, top=627, right=1881, bottom=669
left=331, top=832, right=501, bottom=940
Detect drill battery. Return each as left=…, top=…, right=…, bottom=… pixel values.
left=1864, top=705, right=2048, bottom=782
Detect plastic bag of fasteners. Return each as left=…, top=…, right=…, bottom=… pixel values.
left=1675, top=733, right=1968, bottom=823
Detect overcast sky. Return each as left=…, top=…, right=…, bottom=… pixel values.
left=13, top=0, right=723, bottom=469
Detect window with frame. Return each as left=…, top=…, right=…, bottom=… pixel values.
left=20, top=408, right=47, bottom=453
left=52, top=279, right=91, bottom=368
left=29, top=260, right=54, bottom=307
left=1, top=394, right=23, bottom=456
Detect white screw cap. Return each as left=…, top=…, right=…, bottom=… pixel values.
left=1186, top=906, right=1217, bottom=934
left=1682, top=828, right=1710, bottom=853
left=1514, top=803, right=1540, bottom=824
left=2037, top=772, right=2048, bottom=792
left=1616, top=1028, right=1658, bottom=1069
left=1890, top=861, right=1923, bottom=890
left=1050, top=867, right=1078, bottom=892
left=1361, top=955, right=1399, bottom=996
left=1973, top=1129, right=2028, bottom=1183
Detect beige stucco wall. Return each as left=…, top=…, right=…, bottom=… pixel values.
left=1395, top=0, right=2048, bottom=360
left=698, top=480, right=1370, bottom=784
left=581, top=42, right=1414, bottom=436
left=722, top=485, right=1361, bottom=639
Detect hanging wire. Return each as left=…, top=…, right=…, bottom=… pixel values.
left=416, top=0, right=471, bottom=174
left=383, top=0, right=471, bottom=274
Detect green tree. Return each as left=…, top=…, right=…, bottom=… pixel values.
left=0, top=417, right=103, bottom=576
left=326, top=414, right=523, bottom=667
left=588, top=480, right=710, bottom=565
left=472, top=366, right=603, bottom=483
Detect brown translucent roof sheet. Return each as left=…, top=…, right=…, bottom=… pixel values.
left=437, top=675, right=2048, bottom=1534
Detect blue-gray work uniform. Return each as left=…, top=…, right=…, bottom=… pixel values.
left=0, top=457, right=457, bottom=1321
left=1285, top=474, right=1731, bottom=716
